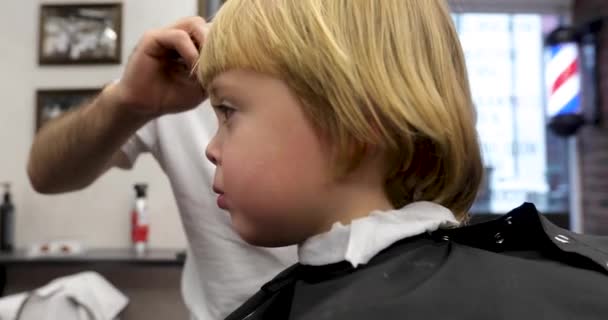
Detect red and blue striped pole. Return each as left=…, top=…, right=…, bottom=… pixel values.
left=545, top=26, right=585, bottom=137
left=547, top=43, right=581, bottom=118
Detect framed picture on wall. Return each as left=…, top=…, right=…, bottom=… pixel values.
left=36, top=89, right=101, bottom=132
left=38, top=3, right=122, bottom=65
left=198, top=0, right=226, bottom=19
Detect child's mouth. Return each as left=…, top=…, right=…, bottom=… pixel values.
left=217, top=194, right=228, bottom=210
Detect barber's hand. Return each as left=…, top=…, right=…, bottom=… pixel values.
left=108, top=16, right=208, bottom=118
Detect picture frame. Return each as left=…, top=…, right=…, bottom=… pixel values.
left=198, top=0, right=225, bottom=19
left=38, top=3, right=122, bottom=65
left=36, top=89, right=101, bottom=132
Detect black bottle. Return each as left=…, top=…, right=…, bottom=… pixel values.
left=0, top=183, right=14, bottom=252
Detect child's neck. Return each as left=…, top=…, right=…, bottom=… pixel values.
left=323, top=183, right=394, bottom=232
left=315, top=153, right=394, bottom=234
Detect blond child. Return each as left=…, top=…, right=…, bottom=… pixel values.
left=197, top=1, right=608, bottom=319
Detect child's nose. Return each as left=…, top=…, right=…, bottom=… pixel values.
left=205, top=135, right=220, bottom=166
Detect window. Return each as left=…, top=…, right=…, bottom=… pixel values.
left=452, top=13, right=572, bottom=215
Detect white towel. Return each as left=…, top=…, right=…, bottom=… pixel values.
left=0, top=293, right=28, bottom=320
left=1, top=271, right=128, bottom=320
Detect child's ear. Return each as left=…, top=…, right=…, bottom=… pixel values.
left=330, top=139, right=363, bottom=181
left=362, top=104, right=391, bottom=146
left=343, top=141, right=385, bottom=175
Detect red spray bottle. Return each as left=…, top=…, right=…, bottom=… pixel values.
left=131, top=184, right=149, bottom=255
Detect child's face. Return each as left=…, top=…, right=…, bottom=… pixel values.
left=206, top=69, right=336, bottom=247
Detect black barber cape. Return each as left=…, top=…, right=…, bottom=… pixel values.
left=226, top=203, right=608, bottom=320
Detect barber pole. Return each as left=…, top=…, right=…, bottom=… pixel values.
left=546, top=43, right=581, bottom=118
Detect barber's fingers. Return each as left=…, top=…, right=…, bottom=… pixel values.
left=143, top=28, right=200, bottom=68
left=169, top=16, right=208, bottom=51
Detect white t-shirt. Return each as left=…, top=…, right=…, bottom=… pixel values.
left=120, top=101, right=298, bottom=319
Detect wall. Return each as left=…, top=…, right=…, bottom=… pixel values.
left=573, top=0, right=608, bottom=235
left=0, top=0, right=194, bottom=250
left=0, top=1, right=197, bottom=317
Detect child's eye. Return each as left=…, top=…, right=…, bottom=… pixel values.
left=214, top=104, right=235, bottom=122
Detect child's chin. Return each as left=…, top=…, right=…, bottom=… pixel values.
left=238, top=230, right=292, bottom=248
left=234, top=220, right=295, bottom=247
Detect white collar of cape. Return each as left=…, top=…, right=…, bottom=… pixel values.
left=298, top=201, right=460, bottom=267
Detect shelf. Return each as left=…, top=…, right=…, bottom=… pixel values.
left=0, top=248, right=185, bottom=267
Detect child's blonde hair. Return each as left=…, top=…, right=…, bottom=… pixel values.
left=198, top=0, right=483, bottom=220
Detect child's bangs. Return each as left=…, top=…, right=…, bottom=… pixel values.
left=198, top=0, right=284, bottom=87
